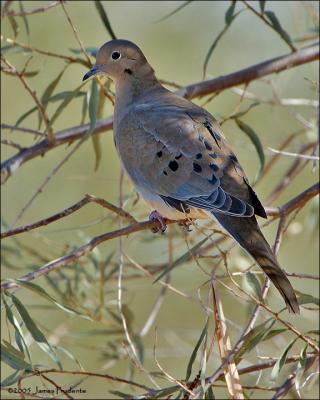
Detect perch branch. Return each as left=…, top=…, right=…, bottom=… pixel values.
left=1, top=182, right=318, bottom=291
left=1, top=42, right=318, bottom=184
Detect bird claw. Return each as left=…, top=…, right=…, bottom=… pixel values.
left=179, top=219, right=193, bottom=232
left=149, top=210, right=167, bottom=233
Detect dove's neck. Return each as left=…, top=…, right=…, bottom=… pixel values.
left=114, top=69, right=163, bottom=123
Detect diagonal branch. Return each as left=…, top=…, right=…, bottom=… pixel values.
left=1, top=42, right=319, bottom=184
left=1, top=182, right=318, bottom=291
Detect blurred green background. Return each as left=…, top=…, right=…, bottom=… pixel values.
left=1, top=1, right=319, bottom=399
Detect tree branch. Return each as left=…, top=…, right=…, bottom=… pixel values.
left=1, top=182, right=318, bottom=291
left=1, top=42, right=318, bottom=184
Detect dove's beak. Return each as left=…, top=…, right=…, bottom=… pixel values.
left=82, top=65, right=100, bottom=81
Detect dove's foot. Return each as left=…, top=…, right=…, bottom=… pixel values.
left=179, top=219, right=193, bottom=232
left=149, top=210, right=167, bottom=233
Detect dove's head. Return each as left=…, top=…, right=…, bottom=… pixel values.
left=82, top=39, right=155, bottom=83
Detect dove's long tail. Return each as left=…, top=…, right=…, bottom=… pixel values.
left=212, top=213, right=300, bottom=314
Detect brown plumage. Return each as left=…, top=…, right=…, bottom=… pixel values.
left=83, top=39, right=300, bottom=314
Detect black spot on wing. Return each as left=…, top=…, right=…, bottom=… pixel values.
left=160, top=195, right=190, bottom=214
left=157, top=151, right=163, bottom=158
left=163, top=170, right=168, bottom=176
left=204, top=140, right=212, bottom=150
left=193, top=163, right=202, bottom=173
left=168, top=160, right=179, bottom=171
left=175, top=153, right=182, bottom=160
left=209, top=163, right=219, bottom=172
left=209, top=153, right=217, bottom=159
left=196, top=153, right=202, bottom=159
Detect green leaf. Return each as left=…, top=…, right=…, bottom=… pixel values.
left=19, top=1, right=30, bottom=37
left=229, top=102, right=260, bottom=120
left=186, top=319, right=208, bottom=380
left=264, top=11, right=295, bottom=50
left=13, top=91, right=86, bottom=129
left=11, top=294, right=62, bottom=369
left=12, top=279, right=92, bottom=320
left=270, top=337, right=298, bottom=381
left=262, top=328, right=287, bottom=342
left=2, top=295, right=31, bottom=364
left=234, top=318, right=275, bottom=362
left=296, top=290, right=319, bottom=306
left=87, top=79, right=100, bottom=170
left=205, top=385, right=215, bottom=399
left=0, top=343, right=31, bottom=371
left=235, top=119, right=265, bottom=184
left=203, top=9, right=242, bottom=77
left=295, top=344, right=308, bottom=394
left=8, top=15, right=19, bottom=38
left=259, top=1, right=266, bottom=13
left=155, top=1, right=193, bottom=22
left=95, top=1, right=117, bottom=39
left=70, top=47, right=98, bottom=57
left=1, top=370, right=21, bottom=388
left=109, top=391, right=132, bottom=399
left=225, top=1, right=237, bottom=25
left=49, top=83, right=85, bottom=129
left=154, top=234, right=212, bottom=283
left=39, top=67, right=68, bottom=129
left=243, top=271, right=262, bottom=300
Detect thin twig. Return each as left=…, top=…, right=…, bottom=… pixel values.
left=2, top=57, right=55, bottom=143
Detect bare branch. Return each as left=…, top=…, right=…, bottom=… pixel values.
left=0, top=194, right=136, bottom=239
left=1, top=43, right=318, bottom=184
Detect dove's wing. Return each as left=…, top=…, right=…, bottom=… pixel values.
left=117, top=95, right=266, bottom=219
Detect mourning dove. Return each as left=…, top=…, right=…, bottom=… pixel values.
left=83, top=39, right=299, bottom=313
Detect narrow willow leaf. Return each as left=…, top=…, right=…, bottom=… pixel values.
left=1, top=370, right=21, bottom=388
left=49, top=83, right=85, bottom=129
left=2, top=295, right=31, bottom=364
left=19, top=1, right=30, bottom=37
left=243, top=271, right=262, bottom=300
left=39, top=66, right=68, bottom=129
left=262, top=328, right=287, bottom=342
left=87, top=80, right=100, bottom=170
left=230, top=102, right=260, bottom=120
left=270, top=337, right=298, bottom=381
left=235, top=119, right=265, bottom=184
left=205, top=386, right=215, bottom=399
left=0, top=343, right=31, bottom=371
left=264, top=11, right=295, bottom=50
left=234, top=318, right=275, bottom=362
left=95, top=1, right=117, bottom=39
left=13, top=91, right=86, bottom=129
left=225, top=1, right=237, bottom=25
left=11, top=294, right=62, bottom=369
left=203, top=9, right=242, bottom=77
left=155, top=1, right=193, bottom=22
left=296, top=291, right=319, bottom=306
left=109, top=391, right=132, bottom=399
left=70, top=47, right=98, bottom=57
left=55, top=345, right=84, bottom=371
left=154, top=235, right=212, bottom=283
left=8, top=15, right=19, bottom=38
left=259, top=1, right=266, bottom=13
left=12, top=279, right=92, bottom=319
left=295, top=344, right=308, bottom=395
left=186, top=319, right=209, bottom=380
left=81, top=92, right=88, bottom=124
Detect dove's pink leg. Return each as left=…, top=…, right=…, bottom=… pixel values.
left=149, top=210, right=167, bottom=233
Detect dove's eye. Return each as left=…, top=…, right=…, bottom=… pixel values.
left=111, top=51, right=121, bottom=60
